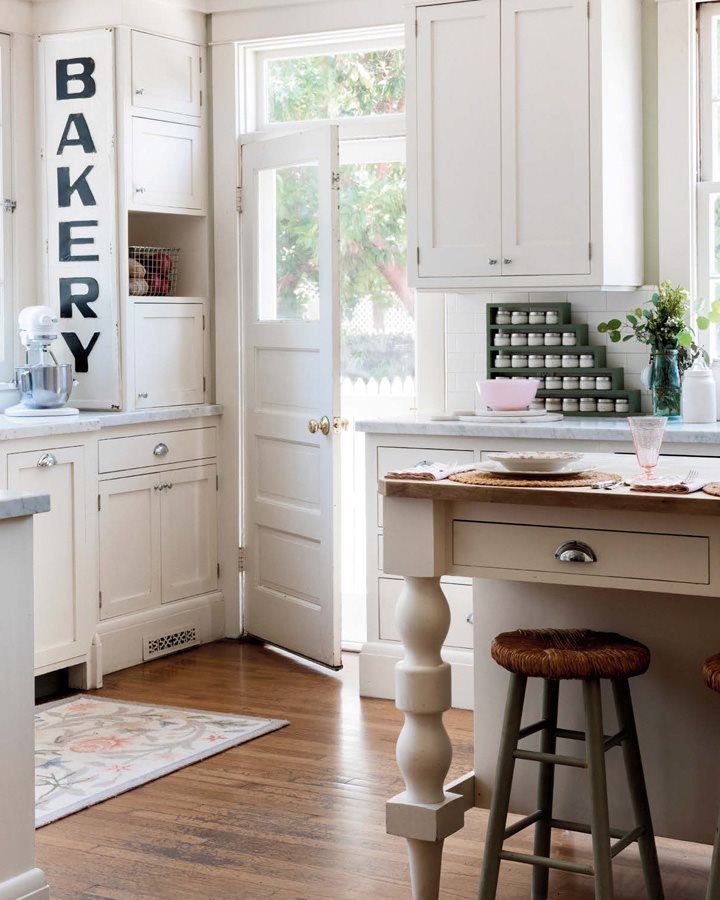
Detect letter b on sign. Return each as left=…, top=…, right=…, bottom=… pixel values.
left=56, top=58, right=96, bottom=100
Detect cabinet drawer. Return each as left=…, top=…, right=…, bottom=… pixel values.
left=99, top=427, right=216, bottom=473
left=378, top=576, right=474, bottom=650
left=452, top=521, right=710, bottom=586
left=377, top=446, right=475, bottom=527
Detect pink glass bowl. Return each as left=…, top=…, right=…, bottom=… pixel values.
left=476, top=379, right=540, bottom=411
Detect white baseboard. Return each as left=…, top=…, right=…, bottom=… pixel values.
left=0, top=868, right=49, bottom=900
left=359, top=641, right=474, bottom=710
left=96, top=594, right=225, bottom=675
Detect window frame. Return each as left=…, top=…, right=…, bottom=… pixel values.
left=0, top=33, right=13, bottom=383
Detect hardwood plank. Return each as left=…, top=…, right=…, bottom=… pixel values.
left=36, top=641, right=713, bottom=898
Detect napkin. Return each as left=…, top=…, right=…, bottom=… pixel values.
left=630, top=477, right=710, bottom=494
left=384, top=462, right=480, bottom=481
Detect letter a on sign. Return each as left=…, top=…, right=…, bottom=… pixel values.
left=41, top=30, right=121, bottom=410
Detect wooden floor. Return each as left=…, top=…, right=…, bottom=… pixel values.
left=36, top=641, right=713, bottom=899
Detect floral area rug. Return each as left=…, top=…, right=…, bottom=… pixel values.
left=35, top=695, right=288, bottom=827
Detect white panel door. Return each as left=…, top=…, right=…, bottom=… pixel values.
left=98, top=473, right=161, bottom=620
left=131, top=118, right=204, bottom=210
left=134, top=302, right=205, bottom=408
left=501, top=0, right=591, bottom=276
left=415, top=0, right=501, bottom=277
left=160, top=464, right=218, bottom=603
left=8, top=446, right=87, bottom=670
left=241, top=126, right=342, bottom=668
left=132, top=31, right=201, bottom=118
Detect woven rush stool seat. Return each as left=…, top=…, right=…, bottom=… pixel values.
left=492, top=628, right=651, bottom=681
left=479, top=628, right=663, bottom=900
left=703, top=652, right=720, bottom=694
left=703, top=653, right=720, bottom=900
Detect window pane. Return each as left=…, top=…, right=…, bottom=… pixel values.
left=339, top=161, right=413, bottom=382
left=265, top=48, right=405, bottom=123
left=257, top=163, right=320, bottom=321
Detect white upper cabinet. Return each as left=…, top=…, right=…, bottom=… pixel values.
left=408, top=0, right=643, bottom=289
left=131, top=117, right=205, bottom=211
left=131, top=31, right=202, bottom=119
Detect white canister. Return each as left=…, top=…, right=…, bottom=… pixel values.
left=562, top=376, right=579, bottom=390
left=562, top=398, right=579, bottom=412
left=562, top=332, right=577, bottom=346
left=580, top=376, right=596, bottom=390
left=511, top=332, right=528, bottom=346
left=545, top=354, right=562, bottom=368
left=495, top=352, right=512, bottom=368
left=598, top=398, right=615, bottom=412
left=530, top=398, right=546, bottom=410
left=528, top=332, right=545, bottom=346
left=579, top=354, right=595, bottom=368
left=711, top=359, right=720, bottom=420
left=546, top=375, right=563, bottom=390
left=511, top=353, right=528, bottom=368
left=494, top=331, right=511, bottom=347
left=545, top=397, right=562, bottom=412
left=544, top=332, right=561, bottom=346
left=528, top=354, right=546, bottom=368
left=529, top=311, right=546, bottom=325
left=562, top=354, right=579, bottom=368
left=545, top=310, right=560, bottom=325
left=615, top=398, right=630, bottom=413
left=596, top=375, right=612, bottom=390
left=495, top=308, right=512, bottom=325
left=580, top=397, right=597, bottom=412
left=511, top=310, right=529, bottom=325
left=682, top=359, right=717, bottom=424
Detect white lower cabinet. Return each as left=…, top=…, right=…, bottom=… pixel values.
left=7, top=446, right=90, bottom=672
left=99, top=463, right=217, bottom=619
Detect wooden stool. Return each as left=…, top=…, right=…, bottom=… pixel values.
left=703, top=653, right=720, bottom=900
left=478, top=628, right=664, bottom=900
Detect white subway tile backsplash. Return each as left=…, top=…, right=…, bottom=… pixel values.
left=446, top=311, right=477, bottom=334
left=447, top=352, right=475, bottom=374
left=566, top=291, right=607, bottom=313
left=452, top=332, right=484, bottom=354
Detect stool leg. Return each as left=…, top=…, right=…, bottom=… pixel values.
left=707, top=810, right=720, bottom=900
left=611, top=680, right=665, bottom=900
left=583, top=679, right=614, bottom=900
left=532, top=679, right=559, bottom=900
left=478, top=673, right=527, bottom=900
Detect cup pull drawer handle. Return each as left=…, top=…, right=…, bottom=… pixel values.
left=153, top=443, right=169, bottom=457
left=554, top=541, right=597, bottom=564
left=37, top=453, right=57, bottom=468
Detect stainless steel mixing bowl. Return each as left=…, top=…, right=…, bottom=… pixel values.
left=14, top=364, right=77, bottom=409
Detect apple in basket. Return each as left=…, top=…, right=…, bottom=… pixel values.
left=476, top=378, right=539, bottom=411
left=147, top=274, right=171, bottom=296
left=154, top=252, right=174, bottom=276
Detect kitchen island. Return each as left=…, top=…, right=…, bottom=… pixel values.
left=380, top=455, right=720, bottom=899
left=0, top=491, right=51, bottom=900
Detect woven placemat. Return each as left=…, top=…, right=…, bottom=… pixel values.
left=449, top=470, right=622, bottom=488
left=703, top=483, right=720, bottom=497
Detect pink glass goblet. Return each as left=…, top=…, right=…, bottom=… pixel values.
left=628, top=416, right=667, bottom=484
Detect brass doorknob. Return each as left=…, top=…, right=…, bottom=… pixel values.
left=333, top=416, right=349, bottom=433
left=308, top=416, right=331, bottom=436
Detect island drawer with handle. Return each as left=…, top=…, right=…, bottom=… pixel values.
left=98, top=427, right=217, bottom=474
left=378, top=576, right=473, bottom=650
left=452, top=521, right=710, bottom=585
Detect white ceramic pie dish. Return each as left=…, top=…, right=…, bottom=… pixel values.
left=486, top=450, right=584, bottom=473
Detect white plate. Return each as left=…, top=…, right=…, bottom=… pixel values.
left=458, top=413, right=564, bottom=424
left=476, top=460, right=593, bottom=478
left=476, top=408, right=548, bottom=418
left=487, top=450, right=584, bottom=473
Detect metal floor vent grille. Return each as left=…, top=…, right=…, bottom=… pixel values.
left=143, top=625, right=199, bottom=661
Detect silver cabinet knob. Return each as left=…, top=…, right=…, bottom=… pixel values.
left=503, top=257, right=513, bottom=265
left=466, top=613, right=474, bottom=625
left=135, top=187, right=147, bottom=194
left=135, top=88, right=145, bottom=95
left=488, top=258, right=498, bottom=266
left=137, top=392, right=148, bottom=399
left=37, top=452, right=57, bottom=468
left=554, top=540, right=597, bottom=564
left=153, top=442, right=169, bottom=457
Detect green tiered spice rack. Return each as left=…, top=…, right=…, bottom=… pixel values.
left=486, top=302, right=641, bottom=417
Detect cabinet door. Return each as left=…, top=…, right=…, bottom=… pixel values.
left=160, top=465, right=217, bottom=603
left=132, top=32, right=202, bottom=118
left=414, top=0, right=501, bottom=278
left=501, top=0, right=591, bottom=276
left=131, top=118, right=204, bottom=211
left=134, top=303, right=205, bottom=408
left=7, top=447, right=87, bottom=669
left=98, top=474, right=161, bottom=620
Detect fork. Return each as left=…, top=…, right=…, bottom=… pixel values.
left=682, top=468, right=700, bottom=486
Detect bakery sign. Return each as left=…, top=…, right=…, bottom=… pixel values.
left=40, top=30, right=121, bottom=409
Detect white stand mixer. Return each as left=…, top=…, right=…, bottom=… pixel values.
left=5, top=306, right=80, bottom=417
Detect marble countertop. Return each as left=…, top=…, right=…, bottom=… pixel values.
left=0, top=404, right=222, bottom=442
left=0, top=491, right=51, bottom=519
left=355, top=416, right=720, bottom=444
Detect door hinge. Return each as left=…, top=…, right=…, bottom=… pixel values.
left=216, top=474, right=219, bottom=490
left=3, top=199, right=16, bottom=214
left=331, top=171, right=340, bottom=189
left=99, top=591, right=103, bottom=609
left=217, top=562, right=221, bottom=578
left=236, top=187, right=242, bottom=213
left=588, top=241, right=592, bottom=261
left=202, top=314, right=206, bottom=331
left=199, top=55, right=202, bottom=74
left=203, top=376, right=207, bottom=393
left=415, top=18, right=418, bottom=36
left=238, top=547, right=246, bottom=573
left=416, top=247, right=420, bottom=266
left=97, top=494, right=101, bottom=511
left=200, top=89, right=203, bottom=107
left=587, top=0, right=590, bottom=17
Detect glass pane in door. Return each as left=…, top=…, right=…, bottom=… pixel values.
left=257, top=162, right=320, bottom=321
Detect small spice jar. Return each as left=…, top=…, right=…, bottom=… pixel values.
left=545, top=353, right=562, bottom=368
left=495, top=351, right=512, bottom=368
left=546, top=375, right=562, bottom=390
left=596, top=375, right=612, bottom=390
left=579, top=354, right=595, bottom=368
left=530, top=398, right=546, bottom=411
left=528, top=332, right=545, bottom=346
left=563, top=398, right=579, bottom=412
left=511, top=310, right=529, bottom=325
left=511, top=353, right=528, bottom=368
left=545, top=310, right=560, bottom=325
left=545, top=397, right=562, bottom=412
left=562, top=332, right=577, bottom=346
left=562, top=354, right=579, bottom=368
left=495, top=308, right=512, bottom=325
left=598, top=398, right=615, bottom=412
left=511, top=332, right=528, bottom=346
left=544, top=332, right=562, bottom=346
left=562, top=376, right=579, bottom=390
left=494, top=331, right=511, bottom=347
left=580, top=375, right=597, bottom=391
left=615, top=398, right=630, bottom=413
left=580, top=397, right=597, bottom=413
left=528, top=354, right=545, bottom=368
left=529, top=311, right=546, bottom=325
left=534, top=377, right=545, bottom=389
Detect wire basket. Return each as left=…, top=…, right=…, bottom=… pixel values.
left=128, top=246, right=180, bottom=297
